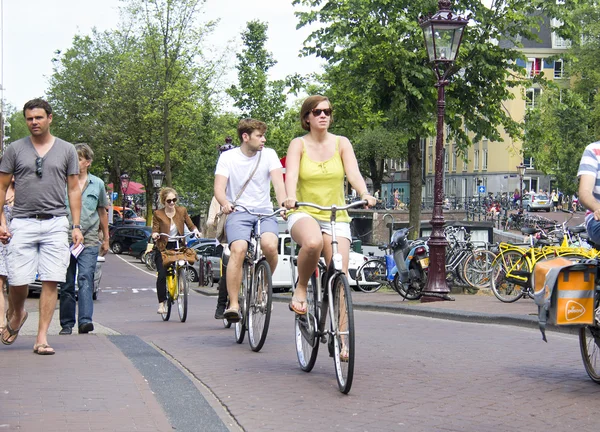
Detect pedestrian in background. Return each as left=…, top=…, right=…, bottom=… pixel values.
left=0, top=98, right=83, bottom=355
left=152, top=187, right=200, bottom=315
left=0, top=171, right=14, bottom=334
left=59, top=143, right=110, bottom=336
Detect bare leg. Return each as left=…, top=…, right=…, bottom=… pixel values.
left=260, top=232, right=279, bottom=273
left=1, top=284, right=28, bottom=344
left=290, top=218, right=323, bottom=311
left=226, top=240, right=247, bottom=311
left=36, top=281, right=58, bottom=347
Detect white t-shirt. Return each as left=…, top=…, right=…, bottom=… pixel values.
left=215, top=147, right=282, bottom=211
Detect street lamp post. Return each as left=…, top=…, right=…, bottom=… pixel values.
left=517, top=164, right=526, bottom=210
left=149, top=166, right=165, bottom=210
left=419, top=0, right=468, bottom=302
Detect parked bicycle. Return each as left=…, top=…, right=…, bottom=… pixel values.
left=290, top=200, right=366, bottom=394
left=231, top=205, right=286, bottom=352
left=157, top=233, right=195, bottom=322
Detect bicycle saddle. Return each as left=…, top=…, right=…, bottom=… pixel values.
left=521, top=227, right=540, bottom=235
left=568, top=225, right=586, bottom=234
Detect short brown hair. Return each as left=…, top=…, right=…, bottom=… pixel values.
left=75, top=143, right=94, bottom=161
left=237, top=119, right=267, bottom=142
left=23, top=98, right=52, bottom=117
left=300, top=95, right=333, bottom=131
left=159, top=187, right=177, bottom=206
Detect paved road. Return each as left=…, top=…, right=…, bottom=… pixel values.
left=3, top=251, right=600, bottom=431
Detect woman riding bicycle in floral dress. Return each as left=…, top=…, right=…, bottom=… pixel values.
left=283, top=95, right=376, bottom=319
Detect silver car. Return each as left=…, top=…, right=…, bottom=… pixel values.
left=190, top=242, right=221, bottom=283
left=522, top=194, right=552, bottom=212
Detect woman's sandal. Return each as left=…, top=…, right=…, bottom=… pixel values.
left=340, top=345, right=349, bottom=363
left=288, top=296, right=307, bottom=315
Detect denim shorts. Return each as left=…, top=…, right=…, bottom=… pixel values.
left=287, top=212, right=352, bottom=241
left=7, top=216, right=71, bottom=286
left=225, top=209, right=279, bottom=244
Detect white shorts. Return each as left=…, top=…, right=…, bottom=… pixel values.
left=7, top=216, right=70, bottom=286
left=287, top=212, right=352, bottom=241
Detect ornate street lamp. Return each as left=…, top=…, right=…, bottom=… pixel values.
left=419, top=0, right=468, bottom=302
left=149, top=166, right=165, bottom=209
left=517, top=163, right=526, bottom=210
left=120, top=171, right=130, bottom=210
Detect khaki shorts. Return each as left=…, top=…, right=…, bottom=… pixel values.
left=7, top=216, right=70, bottom=286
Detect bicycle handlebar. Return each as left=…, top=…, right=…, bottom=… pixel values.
left=291, top=200, right=368, bottom=212
left=156, top=232, right=196, bottom=240
left=233, top=204, right=287, bottom=218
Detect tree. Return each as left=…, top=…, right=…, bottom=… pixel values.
left=227, top=20, right=287, bottom=123
left=293, top=0, right=580, bottom=236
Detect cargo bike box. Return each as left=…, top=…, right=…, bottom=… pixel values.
left=533, top=258, right=597, bottom=341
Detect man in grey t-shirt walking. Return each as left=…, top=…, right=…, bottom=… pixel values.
left=0, top=98, right=83, bottom=355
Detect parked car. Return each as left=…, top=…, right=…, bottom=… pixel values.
left=190, top=242, right=221, bottom=282
left=110, top=226, right=152, bottom=254
left=271, top=234, right=369, bottom=291
left=112, top=206, right=146, bottom=226
left=28, top=255, right=105, bottom=300
left=522, top=194, right=551, bottom=212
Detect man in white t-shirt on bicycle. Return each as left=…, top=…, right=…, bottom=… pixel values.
left=214, top=119, right=287, bottom=322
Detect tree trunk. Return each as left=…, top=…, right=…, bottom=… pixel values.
left=407, top=137, right=423, bottom=240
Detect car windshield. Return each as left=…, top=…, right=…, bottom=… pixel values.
left=535, top=195, right=548, bottom=200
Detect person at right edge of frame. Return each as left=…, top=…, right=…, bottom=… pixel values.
left=0, top=98, right=83, bottom=355
left=59, top=143, right=110, bottom=336
left=577, top=140, right=600, bottom=243
left=214, top=119, right=287, bottom=323
left=282, top=95, right=376, bottom=324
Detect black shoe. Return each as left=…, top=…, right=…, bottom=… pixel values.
left=214, top=306, right=225, bottom=320
left=59, top=327, right=72, bottom=335
left=78, top=323, right=94, bottom=334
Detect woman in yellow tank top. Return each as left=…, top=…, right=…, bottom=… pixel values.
left=283, top=95, right=376, bottom=316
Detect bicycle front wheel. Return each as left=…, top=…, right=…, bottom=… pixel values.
left=462, top=249, right=496, bottom=290
left=580, top=322, right=600, bottom=384
left=355, top=259, right=385, bottom=293
left=248, top=260, right=273, bottom=352
left=295, top=272, right=320, bottom=372
left=177, top=267, right=188, bottom=322
left=490, top=250, right=528, bottom=303
left=330, top=273, right=355, bottom=394
left=234, top=265, right=249, bottom=344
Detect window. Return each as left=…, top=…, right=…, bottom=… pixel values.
left=444, top=149, right=449, bottom=172
left=554, top=59, right=565, bottom=79
left=474, top=149, right=479, bottom=170
left=451, top=179, right=457, bottom=195
left=525, top=88, right=542, bottom=109
left=524, top=157, right=535, bottom=169
left=526, top=58, right=542, bottom=78
left=429, top=137, right=434, bottom=148
left=482, top=149, right=488, bottom=171
left=463, top=158, right=468, bottom=172
left=428, top=153, right=433, bottom=173
left=452, top=151, right=457, bottom=172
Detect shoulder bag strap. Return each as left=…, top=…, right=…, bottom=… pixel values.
left=232, top=150, right=262, bottom=205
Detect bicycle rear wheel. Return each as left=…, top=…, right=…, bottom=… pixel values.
left=330, top=273, right=355, bottom=394
left=295, top=272, right=320, bottom=372
left=177, top=266, right=188, bottom=322
left=490, top=250, right=528, bottom=303
left=248, top=260, right=273, bottom=352
left=580, top=321, right=600, bottom=384
left=234, top=265, right=248, bottom=344
left=462, top=249, right=496, bottom=290
left=355, top=259, right=385, bottom=293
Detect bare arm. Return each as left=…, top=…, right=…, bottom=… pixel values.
left=270, top=167, right=287, bottom=207
left=339, top=137, right=376, bottom=206
left=97, top=207, right=109, bottom=256
left=214, top=174, right=233, bottom=214
left=283, top=138, right=303, bottom=208
left=67, top=175, right=84, bottom=246
left=0, top=173, right=11, bottom=237
left=579, top=175, right=600, bottom=219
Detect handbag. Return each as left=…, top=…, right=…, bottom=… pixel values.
left=161, top=247, right=197, bottom=267
left=213, top=151, right=262, bottom=243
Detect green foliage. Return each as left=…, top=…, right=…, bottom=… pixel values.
left=5, top=107, right=29, bottom=142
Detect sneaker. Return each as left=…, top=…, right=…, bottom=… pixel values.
left=157, top=302, right=167, bottom=314
left=59, top=327, right=72, bottom=335
left=214, top=305, right=225, bottom=320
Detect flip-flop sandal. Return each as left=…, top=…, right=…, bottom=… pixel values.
left=33, top=343, right=56, bottom=355
left=340, top=346, right=349, bottom=363
left=223, top=308, right=241, bottom=323
left=288, top=296, right=307, bottom=315
left=1, top=311, right=28, bottom=345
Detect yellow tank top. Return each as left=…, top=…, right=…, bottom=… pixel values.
left=294, top=137, right=350, bottom=223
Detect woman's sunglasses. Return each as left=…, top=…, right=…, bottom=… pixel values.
left=166, top=198, right=177, bottom=204
left=311, top=108, right=332, bottom=117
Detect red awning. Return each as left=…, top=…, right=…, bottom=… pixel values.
left=107, top=181, right=146, bottom=195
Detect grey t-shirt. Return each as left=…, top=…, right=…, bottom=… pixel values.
left=0, top=136, right=79, bottom=218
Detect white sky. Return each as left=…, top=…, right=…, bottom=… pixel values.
left=0, top=0, right=324, bottom=111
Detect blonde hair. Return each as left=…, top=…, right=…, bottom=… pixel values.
left=159, top=187, right=177, bottom=206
